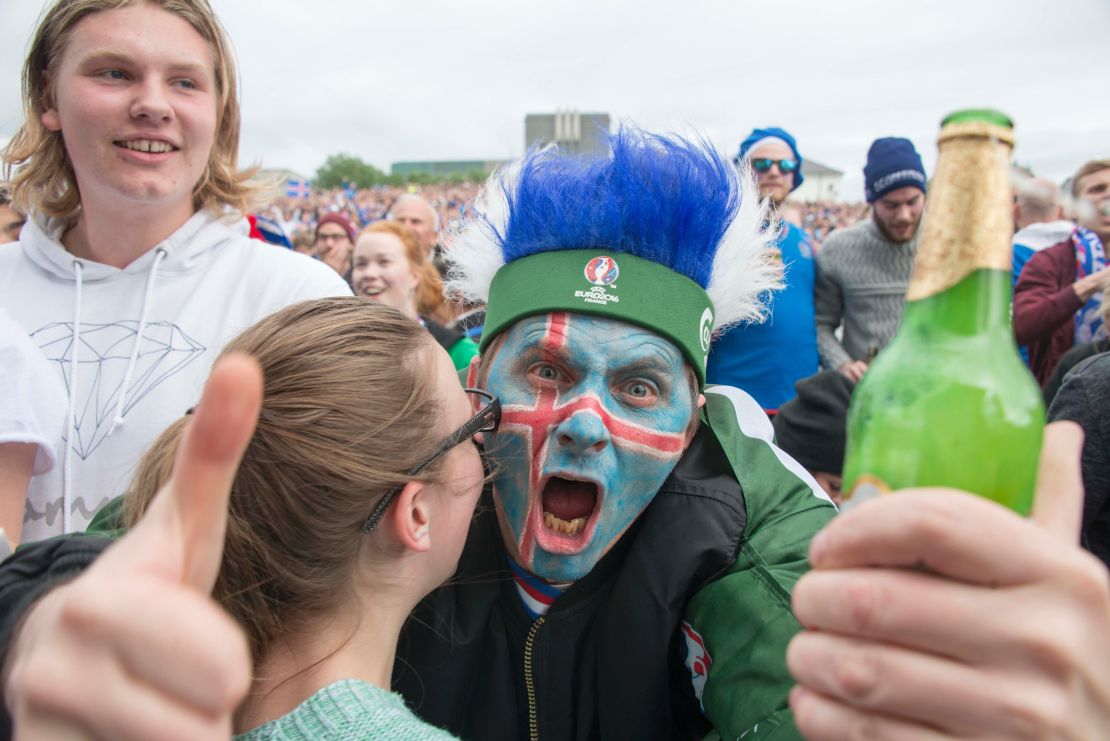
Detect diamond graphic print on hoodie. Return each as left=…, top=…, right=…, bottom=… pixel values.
left=32, top=320, right=206, bottom=460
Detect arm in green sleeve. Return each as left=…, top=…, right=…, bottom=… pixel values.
left=685, top=387, right=836, bottom=740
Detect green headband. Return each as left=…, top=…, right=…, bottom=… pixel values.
left=480, top=250, right=715, bottom=385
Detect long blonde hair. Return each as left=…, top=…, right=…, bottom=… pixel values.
left=125, top=298, right=448, bottom=663
left=2, top=0, right=266, bottom=219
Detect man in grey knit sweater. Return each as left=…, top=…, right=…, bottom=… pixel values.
left=815, top=137, right=927, bottom=381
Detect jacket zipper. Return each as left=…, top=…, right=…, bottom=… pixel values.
left=525, top=616, right=546, bottom=740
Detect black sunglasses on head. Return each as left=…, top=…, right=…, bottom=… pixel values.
left=750, top=158, right=798, bottom=174
left=361, top=388, right=501, bottom=534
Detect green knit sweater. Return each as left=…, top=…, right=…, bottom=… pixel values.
left=235, top=679, right=458, bottom=740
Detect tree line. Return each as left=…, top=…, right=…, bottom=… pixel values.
left=313, top=153, right=488, bottom=189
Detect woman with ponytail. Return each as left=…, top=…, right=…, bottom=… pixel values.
left=124, top=297, right=497, bottom=739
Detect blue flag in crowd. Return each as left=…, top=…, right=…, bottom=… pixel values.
left=286, top=179, right=311, bottom=198
left=253, top=215, right=292, bottom=248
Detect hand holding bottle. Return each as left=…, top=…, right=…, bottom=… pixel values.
left=787, top=421, right=1110, bottom=739
left=3, top=355, right=261, bottom=741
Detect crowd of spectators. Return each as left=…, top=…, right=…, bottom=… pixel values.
left=3, top=1, right=1110, bottom=738
left=792, top=201, right=870, bottom=246
left=251, top=182, right=867, bottom=255
left=260, top=183, right=481, bottom=250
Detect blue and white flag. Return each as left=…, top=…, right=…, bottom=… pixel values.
left=285, top=179, right=311, bottom=199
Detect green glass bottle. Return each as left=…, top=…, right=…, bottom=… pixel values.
left=841, top=109, right=1044, bottom=515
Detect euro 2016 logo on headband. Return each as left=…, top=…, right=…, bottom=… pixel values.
left=584, top=256, right=619, bottom=286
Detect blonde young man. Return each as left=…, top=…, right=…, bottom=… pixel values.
left=0, top=0, right=350, bottom=542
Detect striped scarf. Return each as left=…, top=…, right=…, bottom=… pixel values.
left=1073, top=227, right=1108, bottom=344
left=508, top=557, right=569, bottom=620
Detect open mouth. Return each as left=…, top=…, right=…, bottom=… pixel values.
left=532, top=476, right=601, bottom=553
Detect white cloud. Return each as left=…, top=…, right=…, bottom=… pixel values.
left=2, top=0, right=1108, bottom=187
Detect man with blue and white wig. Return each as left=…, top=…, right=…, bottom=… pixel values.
left=392, top=126, right=836, bottom=740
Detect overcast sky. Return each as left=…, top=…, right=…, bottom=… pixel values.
left=2, top=0, right=1108, bottom=200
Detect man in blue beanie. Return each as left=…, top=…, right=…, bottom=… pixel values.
left=814, top=136, right=927, bottom=381
left=707, top=127, right=819, bottom=414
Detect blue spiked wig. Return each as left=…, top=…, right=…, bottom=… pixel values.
left=447, top=126, right=782, bottom=383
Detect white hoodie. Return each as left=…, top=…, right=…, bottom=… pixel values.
left=0, top=209, right=351, bottom=541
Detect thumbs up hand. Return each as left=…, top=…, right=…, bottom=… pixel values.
left=787, top=421, right=1110, bottom=740
left=4, top=354, right=262, bottom=741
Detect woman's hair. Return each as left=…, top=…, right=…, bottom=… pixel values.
left=2, top=0, right=266, bottom=220
left=363, top=220, right=452, bottom=323
left=124, top=297, right=448, bottom=664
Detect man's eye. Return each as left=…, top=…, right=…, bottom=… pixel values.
left=621, top=381, right=659, bottom=403
left=531, top=363, right=561, bottom=382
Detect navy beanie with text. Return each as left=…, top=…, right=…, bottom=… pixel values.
left=863, top=137, right=926, bottom=203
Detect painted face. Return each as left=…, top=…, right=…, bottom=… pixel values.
left=41, top=4, right=218, bottom=225
left=480, top=312, right=696, bottom=582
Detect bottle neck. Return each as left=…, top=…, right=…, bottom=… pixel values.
left=904, top=122, right=1015, bottom=304
left=902, top=268, right=1012, bottom=336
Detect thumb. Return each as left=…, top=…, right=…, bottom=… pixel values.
left=1031, top=420, right=1086, bottom=543
left=110, top=353, right=263, bottom=592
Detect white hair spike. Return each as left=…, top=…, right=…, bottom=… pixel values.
left=706, top=162, right=784, bottom=332
left=443, top=161, right=516, bottom=304
left=446, top=153, right=783, bottom=331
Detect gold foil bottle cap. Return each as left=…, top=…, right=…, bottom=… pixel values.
left=905, top=110, right=1015, bottom=302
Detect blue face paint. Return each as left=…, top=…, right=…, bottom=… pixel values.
left=482, top=312, right=695, bottom=582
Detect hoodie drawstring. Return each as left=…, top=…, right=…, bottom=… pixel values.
left=108, top=247, right=167, bottom=436
left=63, top=260, right=84, bottom=534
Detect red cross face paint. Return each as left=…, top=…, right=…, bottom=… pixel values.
left=480, top=312, right=697, bottom=582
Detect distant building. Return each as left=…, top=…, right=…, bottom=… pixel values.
left=790, top=159, right=843, bottom=202
left=525, top=111, right=611, bottom=155
left=391, top=160, right=506, bottom=178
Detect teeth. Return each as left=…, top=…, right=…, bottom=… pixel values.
left=543, top=511, right=587, bottom=536
left=121, top=139, right=173, bottom=153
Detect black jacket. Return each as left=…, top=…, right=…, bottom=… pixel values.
left=0, top=535, right=113, bottom=739
left=394, top=424, right=748, bottom=740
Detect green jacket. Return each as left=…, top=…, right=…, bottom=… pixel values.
left=689, top=386, right=836, bottom=739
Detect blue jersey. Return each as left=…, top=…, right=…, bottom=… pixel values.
left=706, top=222, right=819, bottom=412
